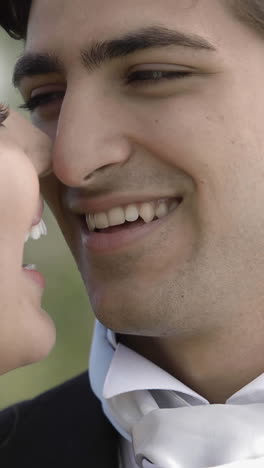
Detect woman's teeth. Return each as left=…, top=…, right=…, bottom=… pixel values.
left=23, top=219, right=48, bottom=271
left=23, top=264, right=37, bottom=270
left=85, top=198, right=181, bottom=232
left=25, top=218, right=48, bottom=243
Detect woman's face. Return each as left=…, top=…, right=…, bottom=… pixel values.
left=0, top=109, right=56, bottom=375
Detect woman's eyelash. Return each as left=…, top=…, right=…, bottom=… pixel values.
left=125, top=70, right=192, bottom=85
left=0, top=103, right=9, bottom=124
left=20, top=91, right=65, bottom=112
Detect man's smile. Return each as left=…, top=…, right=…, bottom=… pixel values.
left=66, top=193, right=184, bottom=252
left=85, top=197, right=182, bottom=231
left=80, top=202, right=183, bottom=252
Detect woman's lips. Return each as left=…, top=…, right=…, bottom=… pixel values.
left=22, top=266, right=46, bottom=289
left=23, top=198, right=47, bottom=289
left=32, top=198, right=44, bottom=227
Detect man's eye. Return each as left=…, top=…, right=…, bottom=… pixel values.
left=19, top=91, right=65, bottom=112
left=125, top=69, right=192, bottom=85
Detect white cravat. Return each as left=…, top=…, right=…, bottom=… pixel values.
left=89, top=320, right=264, bottom=468
left=132, top=404, right=264, bottom=467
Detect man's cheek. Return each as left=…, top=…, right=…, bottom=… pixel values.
left=40, top=175, right=60, bottom=214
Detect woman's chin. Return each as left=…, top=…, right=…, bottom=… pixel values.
left=0, top=308, right=56, bottom=376
left=23, top=309, right=57, bottom=364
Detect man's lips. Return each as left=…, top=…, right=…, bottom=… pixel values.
left=66, top=191, right=184, bottom=215
left=77, top=196, right=184, bottom=253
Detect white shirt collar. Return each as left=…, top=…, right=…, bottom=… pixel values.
left=89, top=320, right=264, bottom=441
left=103, top=342, right=207, bottom=405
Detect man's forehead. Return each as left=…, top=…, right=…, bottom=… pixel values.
left=21, top=0, right=252, bottom=86
left=26, top=0, right=211, bottom=50
left=14, top=24, right=217, bottom=89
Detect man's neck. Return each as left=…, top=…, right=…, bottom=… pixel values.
left=120, top=327, right=264, bottom=403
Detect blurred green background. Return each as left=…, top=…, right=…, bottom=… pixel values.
left=0, top=30, right=94, bottom=408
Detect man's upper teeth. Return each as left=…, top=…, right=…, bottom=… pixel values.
left=25, top=218, right=48, bottom=243
left=86, top=199, right=179, bottom=232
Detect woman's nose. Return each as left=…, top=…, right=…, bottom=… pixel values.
left=51, top=92, right=133, bottom=187
left=3, top=110, right=52, bottom=177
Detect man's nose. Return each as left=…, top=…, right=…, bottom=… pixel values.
left=52, top=92, right=133, bottom=187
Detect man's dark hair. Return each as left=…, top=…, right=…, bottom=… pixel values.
left=227, top=0, right=264, bottom=37
left=1, top=0, right=264, bottom=40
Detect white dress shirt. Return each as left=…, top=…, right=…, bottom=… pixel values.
left=89, top=320, right=264, bottom=468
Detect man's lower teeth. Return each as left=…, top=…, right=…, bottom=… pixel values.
left=99, top=219, right=145, bottom=232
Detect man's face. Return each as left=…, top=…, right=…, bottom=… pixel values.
left=18, top=0, right=264, bottom=337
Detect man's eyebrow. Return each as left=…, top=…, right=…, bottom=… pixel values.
left=81, top=26, right=216, bottom=70
left=13, top=26, right=216, bottom=88
left=13, top=53, right=65, bottom=88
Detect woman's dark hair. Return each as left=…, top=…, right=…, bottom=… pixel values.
left=0, top=0, right=31, bottom=40
left=1, top=0, right=264, bottom=41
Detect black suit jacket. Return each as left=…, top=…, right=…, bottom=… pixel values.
left=0, top=372, right=119, bottom=467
